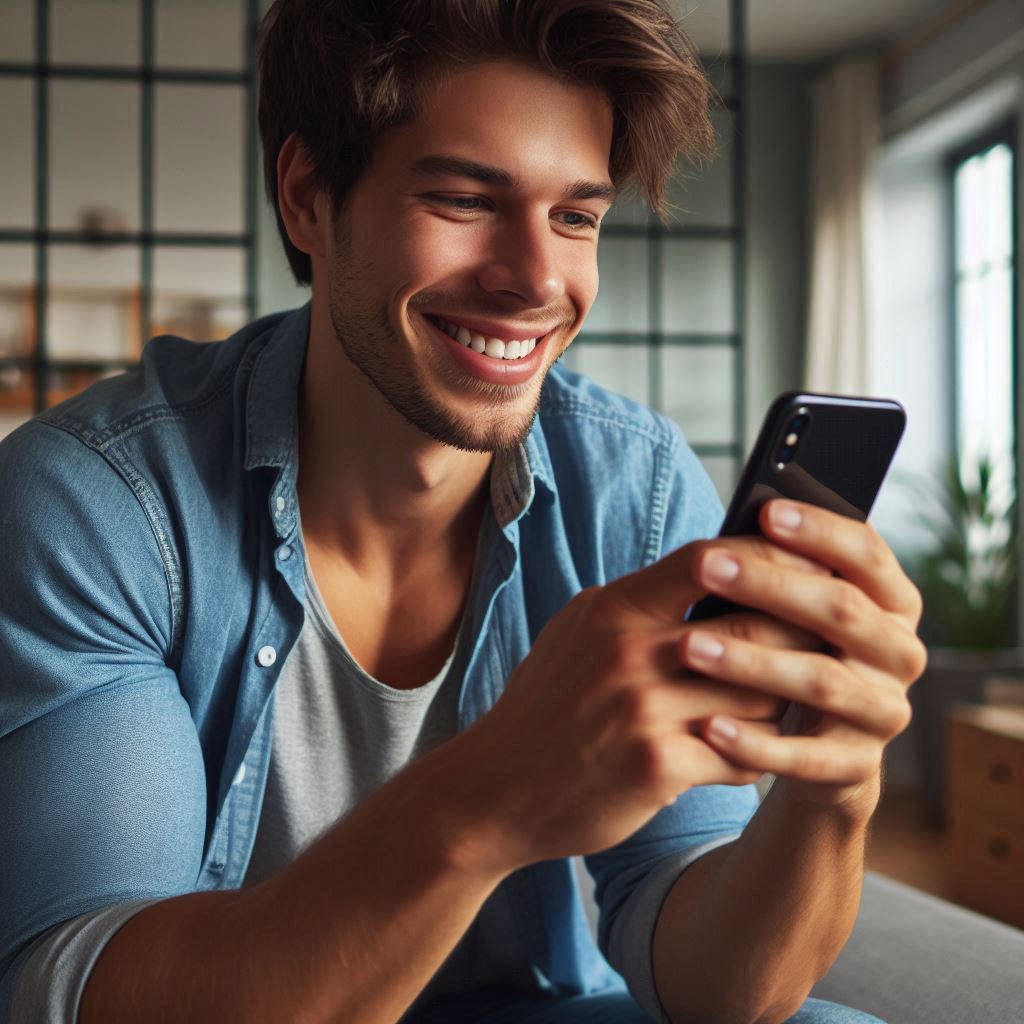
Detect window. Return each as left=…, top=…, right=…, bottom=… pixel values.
left=0, top=0, right=259, bottom=441
left=950, top=127, right=1017, bottom=505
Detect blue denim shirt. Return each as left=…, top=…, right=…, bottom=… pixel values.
left=0, top=304, right=758, bottom=1017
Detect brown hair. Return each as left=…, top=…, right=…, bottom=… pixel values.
left=258, top=0, right=715, bottom=286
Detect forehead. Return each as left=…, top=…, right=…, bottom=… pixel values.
left=382, top=58, right=615, bottom=189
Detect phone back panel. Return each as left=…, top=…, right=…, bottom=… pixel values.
left=720, top=392, right=907, bottom=536
left=688, top=392, right=906, bottom=622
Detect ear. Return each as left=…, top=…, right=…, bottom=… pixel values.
left=276, top=131, right=329, bottom=260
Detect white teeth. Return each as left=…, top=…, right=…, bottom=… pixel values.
left=432, top=316, right=538, bottom=360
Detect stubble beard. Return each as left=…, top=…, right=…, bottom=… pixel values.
left=327, top=261, right=551, bottom=455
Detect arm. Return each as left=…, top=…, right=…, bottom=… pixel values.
left=81, top=734, right=507, bottom=1024
left=653, top=773, right=879, bottom=1024
left=653, top=498, right=924, bottom=1024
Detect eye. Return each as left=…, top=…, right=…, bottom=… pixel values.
left=556, top=211, right=599, bottom=232
left=430, top=195, right=487, bottom=212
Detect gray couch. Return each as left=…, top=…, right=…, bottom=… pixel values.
left=810, top=870, right=1024, bottom=1023
left=575, top=851, right=1024, bottom=1022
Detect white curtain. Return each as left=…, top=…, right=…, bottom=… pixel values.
left=805, top=57, right=881, bottom=395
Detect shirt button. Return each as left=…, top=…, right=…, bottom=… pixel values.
left=257, top=645, right=277, bottom=667
left=275, top=496, right=286, bottom=513
left=233, top=762, right=246, bottom=786
left=278, top=545, right=292, bottom=561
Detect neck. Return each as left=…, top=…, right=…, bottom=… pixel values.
left=297, top=296, right=492, bottom=580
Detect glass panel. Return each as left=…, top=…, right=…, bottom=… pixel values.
left=587, top=238, right=649, bottom=333
left=51, top=0, right=140, bottom=66
left=0, top=0, right=34, bottom=62
left=699, top=454, right=737, bottom=506
left=602, top=185, right=654, bottom=230
left=0, top=245, right=36, bottom=359
left=0, top=80, right=34, bottom=229
left=152, top=246, right=246, bottom=341
left=665, top=108, right=734, bottom=228
left=49, top=81, right=141, bottom=233
left=661, top=239, right=735, bottom=333
left=954, top=141, right=1015, bottom=505
left=957, top=267, right=1014, bottom=494
left=156, top=0, right=245, bottom=70
left=955, top=144, right=1013, bottom=271
left=154, top=84, right=245, bottom=234
left=47, top=245, right=141, bottom=360
left=0, top=368, right=34, bottom=437
left=46, top=365, right=122, bottom=408
left=658, top=344, right=735, bottom=445
left=675, top=1, right=731, bottom=65
left=570, top=342, right=651, bottom=407
left=705, top=56, right=732, bottom=102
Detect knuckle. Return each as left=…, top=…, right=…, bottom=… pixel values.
left=612, top=685, right=650, bottom=728
left=809, top=666, right=839, bottom=707
left=603, top=630, right=643, bottom=677
left=828, top=583, right=863, bottom=630
left=891, top=697, right=913, bottom=734
left=631, top=738, right=667, bottom=787
left=902, top=636, right=928, bottom=682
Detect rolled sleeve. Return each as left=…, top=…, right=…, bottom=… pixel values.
left=0, top=423, right=207, bottom=1020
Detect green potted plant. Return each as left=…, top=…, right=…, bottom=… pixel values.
left=898, top=454, right=1020, bottom=827
left=909, top=455, right=1017, bottom=650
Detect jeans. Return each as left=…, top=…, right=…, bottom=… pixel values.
left=408, top=986, right=886, bottom=1023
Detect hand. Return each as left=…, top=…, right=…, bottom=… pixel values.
left=679, top=499, right=927, bottom=817
left=454, top=534, right=827, bottom=874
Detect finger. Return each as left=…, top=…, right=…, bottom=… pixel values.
left=759, top=500, right=924, bottom=626
left=700, top=716, right=881, bottom=785
left=680, top=630, right=912, bottom=739
left=694, top=546, right=927, bottom=682
left=694, top=611, right=822, bottom=655
left=602, top=675, right=787, bottom=738
left=609, top=532, right=833, bottom=628
left=658, top=733, right=769, bottom=792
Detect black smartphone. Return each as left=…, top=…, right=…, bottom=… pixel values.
left=687, top=391, right=907, bottom=621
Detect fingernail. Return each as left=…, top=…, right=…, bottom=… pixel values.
left=687, top=632, right=725, bottom=662
left=703, top=552, right=740, bottom=585
left=770, top=501, right=802, bottom=532
left=708, top=717, right=738, bottom=742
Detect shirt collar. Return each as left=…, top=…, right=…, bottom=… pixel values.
left=242, top=301, right=558, bottom=532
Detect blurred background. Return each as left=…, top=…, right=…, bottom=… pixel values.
left=1, top=0, right=1022, bottom=929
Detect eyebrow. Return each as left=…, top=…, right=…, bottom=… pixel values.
left=409, top=154, right=618, bottom=206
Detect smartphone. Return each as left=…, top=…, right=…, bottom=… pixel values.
left=687, top=391, right=907, bottom=621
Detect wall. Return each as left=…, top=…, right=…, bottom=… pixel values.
left=744, top=62, right=816, bottom=446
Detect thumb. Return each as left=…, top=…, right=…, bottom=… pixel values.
left=606, top=541, right=708, bottom=626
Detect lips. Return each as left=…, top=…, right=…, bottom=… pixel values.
left=422, top=313, right=549, bottom=386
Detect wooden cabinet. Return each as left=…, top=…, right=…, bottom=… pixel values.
left=946, top=704, right=1024, bottom=930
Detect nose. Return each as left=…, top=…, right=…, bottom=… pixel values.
left=475, top=212, right=566, bottom=309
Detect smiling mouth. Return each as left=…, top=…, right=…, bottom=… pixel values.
left=425, top=314, right=544, bottom=361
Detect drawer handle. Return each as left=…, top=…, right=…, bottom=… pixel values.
left=988, top=762, right=1012, bottom=783
left=988, top=837, right=1012, bottom=862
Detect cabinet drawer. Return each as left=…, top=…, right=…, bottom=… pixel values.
left=946, top=716, right=1024, bottom=829
left=947, top=804, right=1024, bottom=930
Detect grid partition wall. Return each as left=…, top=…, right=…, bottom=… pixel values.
left=0, top=0, right=746, bottom=498
left=565, top=0, right=747, bottom=499
left=0, top=0, right=260, bottom=429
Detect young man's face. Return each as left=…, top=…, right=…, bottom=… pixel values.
left=322, top=58, right=616, bottom=453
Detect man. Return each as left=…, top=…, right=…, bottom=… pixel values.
left=0, top=1, right=925, bottom=1022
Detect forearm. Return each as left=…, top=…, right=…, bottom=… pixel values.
left=80, top=737, right=507, bottom=1024
left=652, top=774, right=880, bottom=1024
